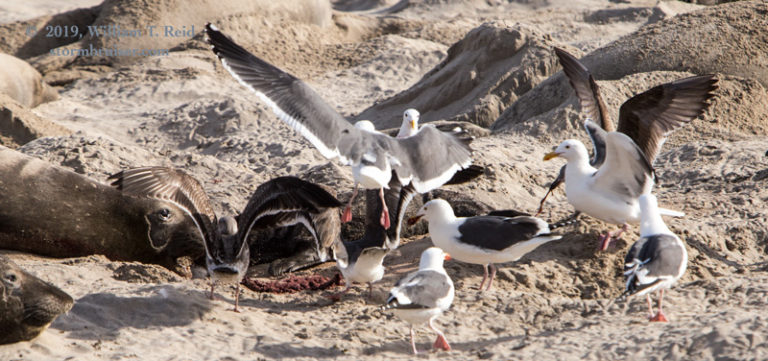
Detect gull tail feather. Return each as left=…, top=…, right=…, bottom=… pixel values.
left=658, top=208, right=685, bottom=218
left=381, top=296, right=400, bottom=311
left=549, top=217, right=579, bottom=231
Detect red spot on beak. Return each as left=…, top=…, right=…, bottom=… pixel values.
left=407, top=215, right=423, bottom=227
left=444, top=254, right=451, bottom=261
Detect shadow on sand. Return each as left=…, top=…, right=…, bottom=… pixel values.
left=52, top=285, right=214, bottom=340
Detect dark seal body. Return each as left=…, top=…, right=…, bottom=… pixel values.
left=0, top=146, right=204, bottom=266
left=0, top=255, right=73, bottom=344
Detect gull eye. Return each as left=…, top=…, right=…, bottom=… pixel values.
left=565, top=145, right=570, bottom=149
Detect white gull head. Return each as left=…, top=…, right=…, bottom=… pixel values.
left=419, top=247, right=450, bottom=271
left=217, top=216, right=238, bottom=236
left=398, top=109, right=420, bottom=138
left=545, top=139, right=590, bottom=163
left=414, top=198, right=455, bottom=223
left=354, top=120, right=377, bottom=133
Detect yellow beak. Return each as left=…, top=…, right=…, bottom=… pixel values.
left=410, top=119, right=417, bottom=129
left=543, top=152, right=561, bottom=161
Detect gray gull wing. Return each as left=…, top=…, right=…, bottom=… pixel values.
left=238, top=176, right=342, bottom=251
left=590, top=132, right=654, bottom=201
left=584, top=119, right=609, bottom=167
left=386, top=270, right=452, bottom=309
left=624, top=234, right=686, bottom=296
left=554, top=47, right=612, bottom=132
left=616, top=75, right=718, bottom=164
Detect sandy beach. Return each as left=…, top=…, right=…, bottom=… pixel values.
left=1, top=0, right=768, bottom=359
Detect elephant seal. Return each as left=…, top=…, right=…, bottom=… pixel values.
left=0, top=255, right=73, bottom=344
left=0, top=53, right=58, bottom=108
left=0, top=146, right=205, bottom=268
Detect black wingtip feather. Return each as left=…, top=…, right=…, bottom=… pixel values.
left=444, top=164, right=484, bottom=185
left=204, top=22, right=253, bottom=64
left=271, top=176, right=343, bottom=208
left=619, top=278, right=664, bottom=301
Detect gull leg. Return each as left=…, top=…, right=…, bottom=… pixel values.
left=367, top=282, right=375, bottom=299
left=646, top=294, right=654, bottom=318
left=611, top=223, right=629, bottom=240
left=536, top=170, right=564, bottom=216
left=209, top=281, right=216, bottom=300
left=478, top=264, right=489, bottom=291
left=597, top=231, right=611, bottom=251
left=342, top=184, right=359, bottom=223
left=410, top=325, right=418, bottom=354
left=327, top=283, right=351, bottom=302
left=379, top=187, right=390, bottom=229
left=429, top=318, right=451, bottom=351
left=536, top=187, right=556, bottom=216
left=650, top=290, right=669, bottom=322
left=485, top=264, right=497, bottom=292
left=232, top=283, right=241, bottom=313
left=600, top=224, right=630, bottom=251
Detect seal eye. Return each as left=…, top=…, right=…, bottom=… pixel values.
left=158, top=208, right=171, bottom=221
left=4, top=272, right=18, bottom=286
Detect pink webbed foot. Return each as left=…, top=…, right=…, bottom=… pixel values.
left=342, top=206, right=353, bottom=223
left=433, top=334, right=451, bottom=351
left=649, top=311, right=668, bottom=322
left=380, top=209, right=390, bottom=229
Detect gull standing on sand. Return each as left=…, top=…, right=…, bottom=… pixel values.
left=331, top=168, right=433, bottom=300
left=109, top=167, right=250, bottom=312
left=542, top=47, right=718, bottom=250
left=332, top=242, right=388, bottom=300
left=409, top=199, right=564, bottom=291
left=621, top=194, right=687, bottom=322
left=205, top=24, right=472, bottom=231
left=110, top=169, right=341, bottom=312
left=329, top=183, right=396, bottom=300
left=382, top=247, right=454, bottom=354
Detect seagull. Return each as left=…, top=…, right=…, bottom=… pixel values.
left=409, top=199, right=565, bottom=292
left=330, top=170, right=419, bottom=300
left=205, top=24, right=473, bottom=231
left=542, top=47, right=718, bottom=250
left=110, top=169, right=342, bottom=311
left=397, top=109, right=420, bottom=138
left=331, top=242, right=388, bottom=300
left=239, top=176, right=344, bottom=275
left=393, top=108, right=484, bottom=188
left=109, top=167, right=249, bottom=312
left=328, top=191, right=390, bottom=300
left=621, top=193, right=687, bottom=322
left=382, top=247, right=454, bottom=354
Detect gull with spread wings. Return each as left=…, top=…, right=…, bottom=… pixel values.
left=542, top=47, right=717, bottom=250
left=205, top=23, right=473, bottom=231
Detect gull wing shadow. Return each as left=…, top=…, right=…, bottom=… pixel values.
left=51, top=285, right=213, bottom=340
